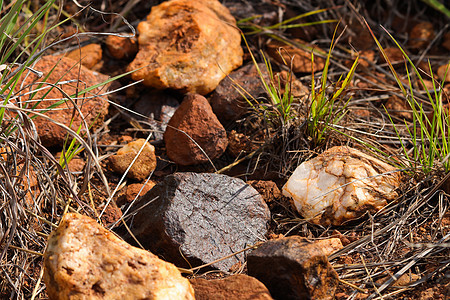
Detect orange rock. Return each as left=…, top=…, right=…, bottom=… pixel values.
left=437, top=63, right=450, bottom=83
left=105, top=35, right=138, bottom=60
left=66, top=44, right=102, bottom=69
left=109, top=139, right=157, bottom=181
left=408, top=22, right=435, bottom=49
left=266, top=39, right=325, bottom=73
left=128, top=0, right=243, bottom=95
left=43, top=213, right=194, bottom=299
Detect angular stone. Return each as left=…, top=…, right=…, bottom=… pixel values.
left=66, top=43, right=102, bottom=69
left=18, top=55, right=109, bottom=147
left=190, top=274, right=273, bottom=300
left=43, top=213, right=194, bottom=300
left=105, top=35, right=138, bottom=60
left=282, top=146, right=400, bottom=226
left=123, top=181, right=156, bottom=205
left=247, top=236, right=338, bottom=300
left=266, top=40, right=325, bottom=73
left=210, top=63, right=269, bottom=123
left=128, top=0, right=243, bottom=95
left=247, top=180, right=281, bottom=204
left=125, top=172, right=270, bottom=271
left=132, top=91, right=179, bottom=142
left=109, top=138, right=157, bottom=181
left=164, top=94, right=228, bottom=166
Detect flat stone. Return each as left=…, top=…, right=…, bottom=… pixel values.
left=210, top=63, right=269, bottom=123
left=109, top=139, right=157, bottom=181
left=247, top=236, right=338, bottom=300
left=190, top=274, right=273, bottom=300
left=18, top=55, right=109, bottom=147
left=282, top=146, right=400, bottom=226
left=44, top=213, right=194, bottom=300
left=164, top=94, right=228, bottom=166
left=125, top=172, right=270, bottom=272
left=128, top=0, right=243, bottom=95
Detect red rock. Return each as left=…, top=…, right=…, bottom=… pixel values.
left=247, top=236, right=339, bottom=300
left=44, top=213, right=194, bottom=299
left=227, top=130, right=255, bottom=157
left=266, top=39, right=325, bottom=73
left=408, top=22, right=435, bottom=49
left=123, top=181, right=156, bottom=204
left=17, top=55, right=109, bottom=148
left=437, top=63, right=450, bottom=83
left=105, top=35, right=138, bottom=60
left=128, top=0, right=243, bottom=95
left=109, top=139, right=157, bottom=181
left=384, top=95, right=412, bottom=120
left=164, top=94, right=228, bottom=165
left=314, top=238, right=343, bottom=256
left=382, top=47, right=405, bottom=65
left=190, top=274, right=273, bottom=300
left=66, top=43, right=102, bottom=69
left=247, top=180, right=281, bottom=203
left=442, top=32, right=450, bottom=51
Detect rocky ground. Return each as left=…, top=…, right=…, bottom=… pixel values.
left=1, top=0, right=449, bottom=299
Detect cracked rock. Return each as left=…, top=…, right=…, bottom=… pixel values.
left=44, top=213, right=194, bottom=300
left=282, top=146, right=400, bottom=226
left=125, top=172, right=270, bottom=272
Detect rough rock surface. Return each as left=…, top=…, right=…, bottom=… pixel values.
left=125, top=172, right=270, bottom=271
left=18, top=55, right=109, bottom=147
left=247, top=180, right=281, bottom=204
left=120, top=181, right=156, bottom=206
left=105, top=35, right=138, bottom=60
left=247, top=236, right=338, bottom=300
left=164, top=94, right=228, bottom=165
left=66, top=43, right=102, bottom=69
left=210, top=63, right=269, bottom=123
left=314, top=238, right=344, bottom=256
left=282, top=146, right=400, bottom=226
left=128, top=0, right=243, bottom=95
left=266, top=39, right=325, bottom=73
left=190, top=274, right=273, bottom=300
left=43, top=213, right=195, bottom=300
left=132, top=91, right=179, bottom=142
left=109, top=139, right=157, bottom=181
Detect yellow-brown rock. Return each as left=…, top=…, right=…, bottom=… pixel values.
left=128, top=0, right=243, bottom=95
left=109, top=139, right=157, bottom=181
left=282, top=146, right=400, bottom=225
left=66, top=44, right=102, bottom=69
left=43, top=213, right=195, bottom=300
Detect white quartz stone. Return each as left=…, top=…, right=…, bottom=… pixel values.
left=282, top=146, right=401, bottom=225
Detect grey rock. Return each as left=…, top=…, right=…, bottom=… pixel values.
left=125, top=172, right=270, bottom=271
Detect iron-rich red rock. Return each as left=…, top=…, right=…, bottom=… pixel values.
left=124, top=172, right=270, bottom=272
left=44, top=213, right=195, bottom=299
left=105, top=35, right=138, bottom=60
left=17, top=55, right=109, bottom=148
left=164, top=94, right=228, bottom=165
left=128, top=0, right=243, bottom=95
left=209, top=63, right=269, bottom=123
left=247, top=236, right=339, bottom=300
left=247, top=180, right=281, bottom=204
left=190, top=274, right=273, bottom=300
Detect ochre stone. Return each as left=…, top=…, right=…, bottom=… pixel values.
left=43, top=213, right=194, bottom=300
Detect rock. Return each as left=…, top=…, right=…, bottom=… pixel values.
left=109, top=139, right=157, bottom=181
left=43, top=213, right=194, bottom=300
left=442, top=32, right=450, bottom=51
left=247, top=236, right=339, bottom=300
left=105, top=35, right=138, bottom=60
left=408, top=22, right=435, bottom=49
left=128, top=0, right=243, bottom=95
left=132, top=91, right=179, bottom=142
left=384, top=95, right=412, bottom=120
left=164, top=94, right=228, bottom=166
left=437, top=63, right=450, bottom=83
left=210, top=63, right=269, bottom=123
left=274, top=70, right=310, bottom=102
left=18, top=55, right=109, bottom=148
left=66, top=43, right=102, bottom=69
left=190, top=274, right=273, bottom=300
left=382, top=47, right=405, bottom=65
left=313, top=238, right=343, bottom=256
left=227, top=130, right=255, bottom=157
left=97, top=202, right=123, bottom=227
left=247, top=180, right=281, bottom=204
left=121, top=181, right=156, bottom=205
left=282, top=146, right=400, bottom=226
left=125, top=172, right=270, bottom=271
left=266, top=39, right=325, bottom=73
